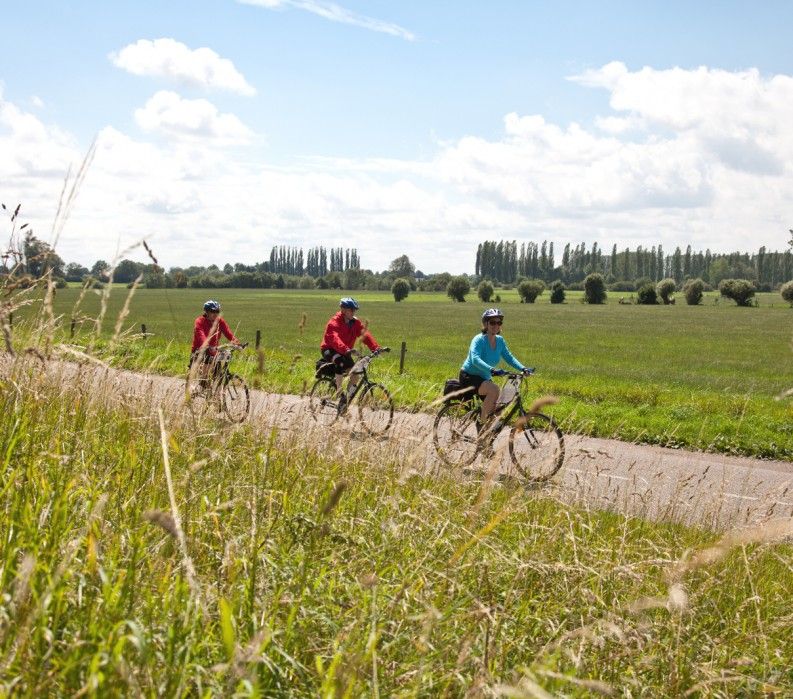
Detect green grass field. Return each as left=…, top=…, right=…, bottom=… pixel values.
left=16, top=286, right=793, bottom=459
left=1, top=358, right=791, bottom=695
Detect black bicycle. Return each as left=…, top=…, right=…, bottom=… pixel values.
left=186, top=343, right=250, bottom=423
left=433, top=370, right=565, bottom=482
left=309, top=347, right=393, bottom=435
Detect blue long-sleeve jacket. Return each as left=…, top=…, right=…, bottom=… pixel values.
left=461, top=333, right=525, bottom=380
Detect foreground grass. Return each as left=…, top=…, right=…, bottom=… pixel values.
left=24, top=287, right=793, bottom=460
left=0, top=358, right=791, bottom=696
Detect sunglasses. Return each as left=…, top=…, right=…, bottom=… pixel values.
left=487, top=319, right=503, bottom=326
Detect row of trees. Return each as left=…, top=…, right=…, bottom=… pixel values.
left=269, top=245, right=361, bottom=277
left=474, top=240, right=793, bottom=288
left=7, top=229, right=792, bottom=306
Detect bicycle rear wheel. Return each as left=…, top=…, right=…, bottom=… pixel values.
left=433, top=401, right=480, bottom=467
left=509, top=412, right=565, bottom=483
left=309, top=377, right=340, bottom=426
left=357, top=383, right=394, bottom=436
left=223, top=374, right=250, bottom=423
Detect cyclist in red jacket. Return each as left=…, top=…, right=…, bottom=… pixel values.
left=320, top=297, right=380, bottom=399
left=190, top=300, right=242, bottom=384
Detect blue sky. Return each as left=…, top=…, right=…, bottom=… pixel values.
left=2, top=1, right=792, bottom=272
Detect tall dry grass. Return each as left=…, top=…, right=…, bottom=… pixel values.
left=0, top=199, right=791, bottom=695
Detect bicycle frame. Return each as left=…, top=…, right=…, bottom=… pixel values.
left=313, top=348, right=390, bottom=416
left=337, top=350, right=388, bottom=410
left=459, top=372, right=530, bottom=430
left=192, top=343, right=247, bottom=394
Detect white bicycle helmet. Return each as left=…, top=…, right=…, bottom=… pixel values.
left=481, top=308, right=504, bottom=322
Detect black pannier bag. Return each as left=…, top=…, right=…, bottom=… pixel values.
left=443, top=379, right=473, bottom=403
left=315, top=358, right=336, bottom=378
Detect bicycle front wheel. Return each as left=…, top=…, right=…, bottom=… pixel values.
left=223, top=374, right=250, bottom=423
left=509, top=412, right=565, bottom=483
left=357, top=383, right=394, bottom=436
left=309, top=377, right=340, bottom=426
left=433, top=401, right=480, bottom=467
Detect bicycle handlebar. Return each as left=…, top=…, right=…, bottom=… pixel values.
left=493, top=367, right=535, bottom=378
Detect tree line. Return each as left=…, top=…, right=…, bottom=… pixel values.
left=475, top=240, right=793, bottom=290
left=5, top=228, right=792, bottom=300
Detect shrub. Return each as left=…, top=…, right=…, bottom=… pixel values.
left=477, top=281, right=494, bottom=302
left=636, top=284, right=657, bottom=305
left=391, top=277, right=410, bottom=302
left=550, top=280, right=565, bottom=304
left=781, top=280, right=793, bottom=306
left=446, top=276, right=470, bottom=302
left=583, top=273, right=607, bottom=304
left=656, top=278, right=677, bottom=305
left=517, top=279, right=545, bottom=303
left=719, top=279, right=756, bottom=307
left=683, top=278, right=704, bottom=306
left=299, top=275, right=316, bottom=290
left=609, top=280, right=636, bottom=292
left=494, top=294, right=501, bottom=303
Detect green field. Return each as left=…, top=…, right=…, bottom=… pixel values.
left=1, top=359, right=791, bottom=695
left=16, top=286, right=793, bottom=459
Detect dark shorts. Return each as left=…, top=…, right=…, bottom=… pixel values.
left=322, top=349, right=355, bottom=375
left=189, top=349, right=211, bottom=367
left=459, top=370, right=486, bottom=394
left=189, top=349, right=222, bottom=372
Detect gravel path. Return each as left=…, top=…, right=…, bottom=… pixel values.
left=16, top=356, right=793, bottom=530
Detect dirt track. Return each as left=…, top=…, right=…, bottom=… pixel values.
left=14, top=356, right=793, bottom=530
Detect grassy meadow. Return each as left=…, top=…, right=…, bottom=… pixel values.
left=0, top=357, right=791, bottom=696
left=22, top=286, right=793, bottom=460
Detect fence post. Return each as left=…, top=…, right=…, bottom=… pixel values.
left=255, top=329, right=261, bottom=349
left=399, top=340, right=407, bottom=374
left=141, top=323, right=147, bottom=338
left=70, top=319, right=76, bottom=338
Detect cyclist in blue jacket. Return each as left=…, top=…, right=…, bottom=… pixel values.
left=459, top=308, right=533, bottom=428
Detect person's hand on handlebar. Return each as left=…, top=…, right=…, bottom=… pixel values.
left=491, top=368, right=507, bottom=377
left=522, top=367, right=535, bottom=376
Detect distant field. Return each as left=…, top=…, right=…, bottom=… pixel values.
left=18, top=286, right=793, bottom=459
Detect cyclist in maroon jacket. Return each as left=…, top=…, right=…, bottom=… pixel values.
left=190, top=300, right=242, bottom=384
left=320, top=297, right=380, bottom=398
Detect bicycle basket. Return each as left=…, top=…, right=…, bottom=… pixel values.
left=443, top=379, right=473, bottom=403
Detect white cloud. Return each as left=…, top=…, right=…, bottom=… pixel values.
left=110, top=38, right=256, bottom=96
left=134, top=91, right=253, bottom=144
left=3, top=62, right=793, bottom=273
left=238, top=0, right=416, bottom=41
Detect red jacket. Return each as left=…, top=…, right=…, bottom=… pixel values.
left=321, top=311, right=379, bottom=354
left=191, top=315, right=238, bottom=353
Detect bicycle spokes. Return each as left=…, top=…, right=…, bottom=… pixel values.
left=357, top=383, right=393, bottom=436
left=309, top=378, right=340, bottom=426
left=508, top=413, right=565, bottom=483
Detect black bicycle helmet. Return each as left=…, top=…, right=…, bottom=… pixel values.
left=481, top=307, right=504, bottom=322
left=203, top=300, right=221, bottom=313
left=339, top=297, right=359, bottom=309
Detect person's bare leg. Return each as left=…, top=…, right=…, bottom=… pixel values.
left=478, top=380, right=499, bottom=424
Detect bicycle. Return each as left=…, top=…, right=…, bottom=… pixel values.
left=433, top=369, right=565, bottom=483
left=186, top=343, right=250, bottom=423
left=309, top=347, right=393, bottom=435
